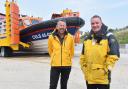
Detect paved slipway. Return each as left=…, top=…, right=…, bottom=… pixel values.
left=0, top=51, right=127, bottom=89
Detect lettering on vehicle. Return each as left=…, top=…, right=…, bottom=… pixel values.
left=32, top=32, right=51, bottom=40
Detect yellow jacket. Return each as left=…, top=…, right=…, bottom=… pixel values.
left=48, top=32, right=74, bottom=66
left=80, top=30, right=119, bottom=84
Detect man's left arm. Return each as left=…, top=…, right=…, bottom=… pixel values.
left=106, top=34, right=120, bottom=70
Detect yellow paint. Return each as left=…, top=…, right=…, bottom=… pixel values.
left=0, top=1, right=30, bottom=51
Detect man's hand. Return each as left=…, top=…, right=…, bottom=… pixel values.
left=108, top=66, right=113, bottom=71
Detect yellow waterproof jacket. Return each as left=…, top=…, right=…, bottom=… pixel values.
left=80, top=26, right=120, bottom=84
left=48, top=32, right=74, bottom=66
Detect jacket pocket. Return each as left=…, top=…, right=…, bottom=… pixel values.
left=81, top=66, right=88, bottom=80
left=91, top=64, right=107, bottom=80
left=65, top=54, right=71, bottom=65
left=63, top=50, right=71, bottom=65
left=51, top=54, right=56, bottom=65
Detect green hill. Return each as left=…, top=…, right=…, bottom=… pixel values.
left=114, top=28, right=128, bottom=44
left=80, top=27, right=128, bottom=44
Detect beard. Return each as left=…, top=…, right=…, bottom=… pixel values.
left=59, top=28, right=66, bottom=30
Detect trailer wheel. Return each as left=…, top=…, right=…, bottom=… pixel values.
left=1, top=47, right=13, bottom=57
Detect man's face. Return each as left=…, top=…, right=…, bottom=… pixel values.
left=91, top=17, right=102, bottom=33
left=56, top=21, right=66, bottom=34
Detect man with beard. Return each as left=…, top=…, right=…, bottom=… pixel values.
left=48, top=20, right=74, bottom=89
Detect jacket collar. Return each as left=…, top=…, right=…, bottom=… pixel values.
left=52, top=29, right=68, bottom=37
left=89, top=24, right=108, bottom=39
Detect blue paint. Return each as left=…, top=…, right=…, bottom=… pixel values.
left=21, top=27, right=78, bottom=42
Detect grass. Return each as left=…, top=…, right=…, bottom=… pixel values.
left=114, top=29, right=128, bottom=44
left=80, top=28, right=128, bottom=44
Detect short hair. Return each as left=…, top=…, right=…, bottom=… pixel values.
left=91, top=15, right=102, bottom=21
left=57, top=19, right=67, bottom=26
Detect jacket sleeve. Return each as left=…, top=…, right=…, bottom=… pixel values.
left=70, top=36, right=74, bottom=58
left=80, top=43, right=87, bottom=71
left=106, top=34, right=120, bottom=68
left=48, top=35, right=53, bottom=57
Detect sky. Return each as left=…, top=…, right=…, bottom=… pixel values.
left=0, top=0, right=128, bottom=32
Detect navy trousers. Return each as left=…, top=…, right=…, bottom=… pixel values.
left=49, top=66, right=71, bottom=89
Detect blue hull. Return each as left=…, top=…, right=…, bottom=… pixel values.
left=21, top=27, right=78, bottom=42
left=20, top=17, right=85, bottom=43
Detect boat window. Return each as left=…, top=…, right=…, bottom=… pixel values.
left=0, top=21, right=6, bottom=34
left=0, top=26, right=1, bottom=30
left=0, top=18, right=4, bottom=21
left=31, top=20, right=39, bottom=25
left=0, top=29, right=6, bottom=34
left=0, top=22, right=2, bottom=25
left=19, top=20, right=23, bottom=26
left=24, top=20, right=31, bottom=26
left=0, top=26, right=6, bottom=34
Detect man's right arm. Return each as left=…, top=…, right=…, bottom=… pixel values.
left=48, top=35, right=53, bottom=56
left=80, top=35, right=88, bottom=68
left=80, top=43, right=87, bottom=72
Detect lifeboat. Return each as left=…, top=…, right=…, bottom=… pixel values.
left=19, top=9, right=85, bottom=52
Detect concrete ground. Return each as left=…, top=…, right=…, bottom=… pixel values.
left=0, top=52, right=127, bottom=89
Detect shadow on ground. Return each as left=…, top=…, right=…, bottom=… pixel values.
left=0, top=52, right=49, bottom=58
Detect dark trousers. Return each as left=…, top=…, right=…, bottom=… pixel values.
left=86, top=82, right=110, bottom=89
left=49, top=66, right=71, bottom=89
left=86, top=84, right=110, bottom=89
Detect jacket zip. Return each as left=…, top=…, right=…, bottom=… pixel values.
left=55, top=36, right=63, bottom=66
left=61, top=36, right=66, bottom=66
left=61, top=45, right=62, bottom=66
left=54, top=35, right=67, bottom=66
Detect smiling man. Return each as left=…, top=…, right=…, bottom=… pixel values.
left=80, top=15, right=120, bottom=89
left=48, top=20, right=74, bottom=89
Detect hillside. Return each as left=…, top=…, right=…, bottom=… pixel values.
left=80, top=27, right=128, bottom=44
left=114, top=28, right=128, bottom=44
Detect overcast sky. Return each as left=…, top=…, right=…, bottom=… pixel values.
left=0, top=0, right=128, bottom=32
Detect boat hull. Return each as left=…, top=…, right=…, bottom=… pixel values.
left=20, top=17, right=85, bottom=52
